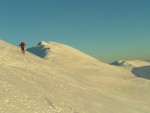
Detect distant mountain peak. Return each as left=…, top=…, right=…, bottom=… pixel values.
left=111, top=60, right=150, bottom=67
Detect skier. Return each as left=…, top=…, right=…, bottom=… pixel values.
left=19, top=42, right=26, bottom=54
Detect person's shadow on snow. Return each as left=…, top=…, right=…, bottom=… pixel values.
left=132, top=66, right=150, bottom=80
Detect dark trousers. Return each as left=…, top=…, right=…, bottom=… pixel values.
left=21, top=48, right=25, bottom=53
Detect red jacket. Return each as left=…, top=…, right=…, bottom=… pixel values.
left=19, top=43, right=25, bottom=49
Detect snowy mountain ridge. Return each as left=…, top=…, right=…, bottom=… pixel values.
left=27, top=41, right=104, bottom=63
left=27, top=41, right=128, bottom=75
left=111, top=60, right=150, bottom=67
left=0, top=39, right=150, bottom=113
left=111, top=60, right=150, bottom=79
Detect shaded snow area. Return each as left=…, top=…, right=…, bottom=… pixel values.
left=0, top=40, right=150, bottom=113
left=111, top=60, right=150, bottom=80
left=132, top=66, right=150, bottom=80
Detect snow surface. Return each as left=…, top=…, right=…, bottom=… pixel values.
left=0, top=40, right=150, bottom=113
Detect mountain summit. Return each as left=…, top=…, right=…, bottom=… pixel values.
left=0, top=40, right=150, bottom=113
left=27, top=41, right=105, bottom=65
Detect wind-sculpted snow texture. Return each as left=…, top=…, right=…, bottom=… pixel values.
left=0, top=40, right=150, bottom=113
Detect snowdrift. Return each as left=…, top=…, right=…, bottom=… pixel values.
left=0, top=40, right=150, bottom=113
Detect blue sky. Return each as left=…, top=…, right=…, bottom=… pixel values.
left=0, top=0, right=150, bottom=62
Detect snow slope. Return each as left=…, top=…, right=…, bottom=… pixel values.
left=111, top=60, right=150, bottom=79
left=1, top=40, right=150, bottom=113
